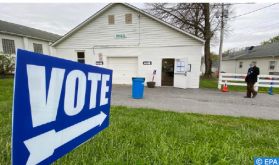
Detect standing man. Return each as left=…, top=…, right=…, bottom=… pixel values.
left=245, top=63, right=260, bottom=98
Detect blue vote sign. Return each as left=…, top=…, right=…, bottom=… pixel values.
left=12, top=49, right=112, bottom=165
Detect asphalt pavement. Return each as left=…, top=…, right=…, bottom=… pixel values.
left=111, top=85, right=279, bottom=120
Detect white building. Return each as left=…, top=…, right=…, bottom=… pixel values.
left=0, top=19, right=60, bottom=55
left=222, top=43, right=279, bottom=75
left=52, top=3, right=204, bottom=88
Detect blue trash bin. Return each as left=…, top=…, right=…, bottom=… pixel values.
left=132, top=77, right=145, bottom=99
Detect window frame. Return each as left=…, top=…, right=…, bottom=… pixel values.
left=239, top=61, right=243, bottom=69
left=108, top=15, right=115, bottom=25
left=77, top=51, right=85, bottom=64
left=33, top=43, right=43, bottom=54
left=269, top=61, right=276, bottom=70
left=2, top=39, right=15, bottom=54
left=125, top=13, right=132, bottom=24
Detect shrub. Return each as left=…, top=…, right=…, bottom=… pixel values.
left=0, top=52, right=15, bottom=77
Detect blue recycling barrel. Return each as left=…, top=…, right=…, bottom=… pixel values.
left=132, top=77, right=145, bottom=99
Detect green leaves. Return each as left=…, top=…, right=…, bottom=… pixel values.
left=0, top=52, right=15, bottom=75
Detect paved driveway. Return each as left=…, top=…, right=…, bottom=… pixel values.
left=111, top=85, right=279, bottom=120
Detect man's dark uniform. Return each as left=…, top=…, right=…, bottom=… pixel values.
left=245, top=66, right=260, bottom=98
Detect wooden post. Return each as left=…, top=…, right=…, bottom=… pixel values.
left=218, top=73, right=222, bottom=89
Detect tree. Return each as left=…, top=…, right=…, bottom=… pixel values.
left=211, top=52, right=219, bottom=62
left=261, top=35, right=279, bottom=45
left=0, top=52, right=15, bottom=78
left=146, top=3, right=231, bottom=77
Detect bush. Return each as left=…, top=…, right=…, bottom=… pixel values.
left=0, top=52, right=15, bottom=77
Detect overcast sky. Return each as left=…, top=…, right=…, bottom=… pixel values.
left=0, top=3, right=279, bottom=53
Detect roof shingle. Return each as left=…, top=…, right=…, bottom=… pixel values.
left=223, top=42, right=279, bottom=61
left=0, top=19, right=61, bottom=42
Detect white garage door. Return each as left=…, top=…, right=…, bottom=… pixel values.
left=107, top=57, right=138, bottom=84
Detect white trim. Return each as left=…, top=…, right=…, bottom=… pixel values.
left=54, top=44, right=202, bottom=50
left=74, top=49, right=85, bottom=52
left=218, top=73, right=279, bottom=89
left=52, top=3, right=204, bottom=47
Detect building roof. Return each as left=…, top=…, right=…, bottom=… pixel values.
left=0, top=19, right=61, bottom=42
left=223, top=42, right=279, bottom=61
left=52, top=3, right=204, bottom=47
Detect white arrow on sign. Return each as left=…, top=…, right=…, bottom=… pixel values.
left=23, top=111, right=107, bottom=165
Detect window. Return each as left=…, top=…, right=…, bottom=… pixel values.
left=77, top=52, right=85, bottom=64
left=269, top=61, right=276, bottom=70
left=2, top=39, right=15, bottom=54
left=239, top=62, right=243, bottom=68
left=33, top=43, right=43, bottom=54
left=125, top=13, right=132, bottom=24
left=108, top=15, right=115, bottom=25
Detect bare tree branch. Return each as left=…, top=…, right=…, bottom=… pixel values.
left=145, top=3, right=232, bottom=77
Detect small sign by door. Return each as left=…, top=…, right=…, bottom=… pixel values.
left=174, top=58, right=189, bottom=89
left=96, top=61, right=104, bottom=65
left=143, top=61, right=152, bottom=65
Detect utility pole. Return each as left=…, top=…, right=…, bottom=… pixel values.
left=218, top=3, right=224, bottom=78
left=218, top=3, right=228, bottom=79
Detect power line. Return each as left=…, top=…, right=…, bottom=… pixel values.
left=229, top=3, right=278, bottom=20
left=234, top=20, right=279, bottom=31
left=231, top=3, right=256, bottom=5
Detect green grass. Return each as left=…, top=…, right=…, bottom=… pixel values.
left=0, top=78, right=13, bottom=164
left=200, top=77, right=279, bottom=94
left=1, top=78, right=279, bottom=164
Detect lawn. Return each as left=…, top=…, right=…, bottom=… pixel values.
left=1, top=78, right=279, bottom=164
left=200, top=77, right=279, bottom=94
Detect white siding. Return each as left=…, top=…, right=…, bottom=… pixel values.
left=55, top=48, right=95, bottom=64
left=0, top=33, right=24, bottom=54
left=222, top=57, right=279, bottom=75
left=107, top=57, right=138, bottom=84
left=0, top=33, right=53, bottom=55
left=221, top=60, right=238, bottom=73
left=55, top=45, right=202, bottom=88
left=27, top=38, right=51, bottom=55
left=55, top=4, right=201, bottom=49
left=54, top=4, right=203, bottom=88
